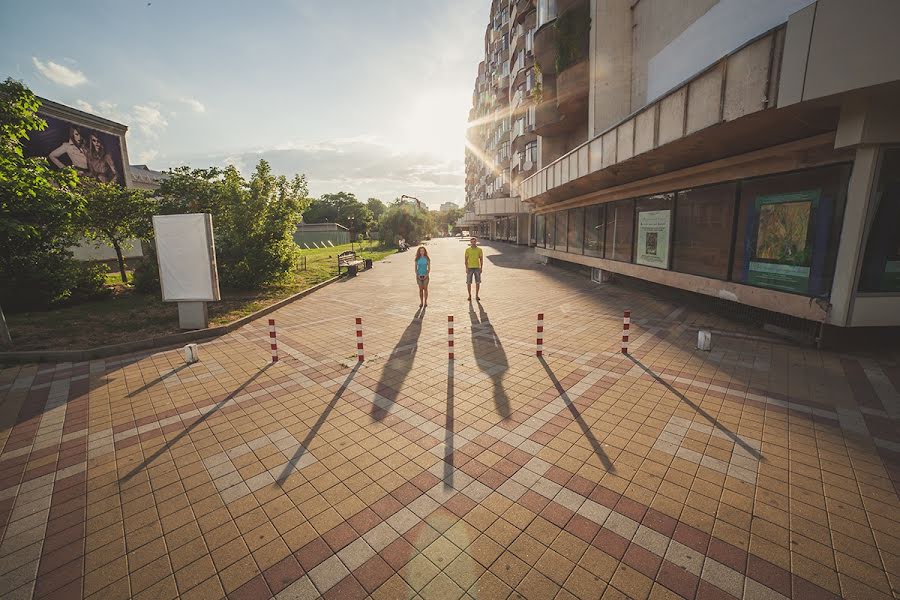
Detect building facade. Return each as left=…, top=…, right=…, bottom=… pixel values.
left=460, top=0, right=541, bottom=244
left=439, top=202, right=461, bottom=212
left=468, top=0, right=900, bottom=332
left=293, top=223, right=351, bottom=248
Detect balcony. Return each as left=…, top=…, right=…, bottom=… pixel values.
left=533, top=21, right=556, bottom=72
left=511, top=129, right=537, bottom=154
left=515, top=0, right=535, bottom=24
left=476, top=196, right=527, bottom=217
left=555, top=58, right=588, bottom=118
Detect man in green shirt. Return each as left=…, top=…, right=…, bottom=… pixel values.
left=464, top=237, right=484, bottom=301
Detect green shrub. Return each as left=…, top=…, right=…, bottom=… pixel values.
left=67, top=263, right=110, bottom=303
left=132, top=248, right=161, bottom=294
left=1, top=252, right=78, bottom=311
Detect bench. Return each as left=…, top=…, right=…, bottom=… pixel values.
left=337, top=250, right=364, bottom=276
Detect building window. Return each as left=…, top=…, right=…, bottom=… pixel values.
left=535, top=214, right=546, bottom=248
left=554, top=210, right=568, bottom=252
left=525, top=141, right=537, bottom=164
left=585, top=204, right=605, bottom=257
left=672, top=183, right=737, bottom=279
left=546, top=212, right=555, bottom=248
left=732, top=164, right=850, bottom=296
left=604, top=199, right=634, bottom=262
left=634, top=193, right=674, bottom=269
left=859, top=149, right=900, bottom=293
left=510, top=216, right=518, bottom=243
left=537, top=0, right=558, bottom=27
left=568, top=207, right=584, bottom=254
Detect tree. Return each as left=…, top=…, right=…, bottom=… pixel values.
left=366, top=198, right=386, bottom=221
left=80, top=181, right=155, bottom=283
left=378, top=203, right=432, bottom=246
left=0, top=78, right=97, bottom=311
left=155, top=160, right=311, bottom=289
left=304, top=191, right=373, bottom=236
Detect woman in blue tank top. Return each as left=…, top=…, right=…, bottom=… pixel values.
left=414, top=246, right=431, bottom=307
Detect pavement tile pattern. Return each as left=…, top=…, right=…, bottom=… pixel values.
left=1, top=238, right=899, bottom=600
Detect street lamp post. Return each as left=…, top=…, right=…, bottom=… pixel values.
left=400, top=194, right=423, bottom=212
left=348, top=216, right=356, bottom=253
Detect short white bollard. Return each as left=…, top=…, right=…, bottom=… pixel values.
left=697, top=330, right=712, bottom=351
left=183, top=343, right=199, bottom=364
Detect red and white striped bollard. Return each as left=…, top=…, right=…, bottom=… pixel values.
left=448, top=315, right=454, bottom=360
left=355, top=317, right=365, bottom=362
left=268, top=318, right=279, bottom=363
left=621, top=310, right=630, bottom=354
left=536, top=313, right=544, bottom=357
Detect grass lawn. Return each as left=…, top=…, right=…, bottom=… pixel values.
left=5, top=241, right=395, bottom=352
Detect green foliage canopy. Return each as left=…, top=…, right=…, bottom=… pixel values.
left=80, top=180, right=155, bottom=283
left=0, top=78, right=102, bottom=310
left=156, top=160, right=311, bottom=289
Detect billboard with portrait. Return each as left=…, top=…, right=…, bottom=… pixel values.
left=24, top=113, right=126, bottom=185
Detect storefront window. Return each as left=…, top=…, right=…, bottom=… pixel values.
left=546, top=212, right=555, bottom=248
left=673, top=183, right=736, bottom=279
left=604, top=199, right=634, bottom=262
left=510, top=216, right=518, bottom=243
left=732, top=164, right=850, bottom=296
left=634, top=194, right=674, bottom=269
left=567, top=207, right=584, bottom=254
left=554, top=210, right=568, bottom=251
left=535, top=214, right=546, bottom=248
left=584, top=204, right=604, bottom=257
left=859, top=149, right=900, bottom=292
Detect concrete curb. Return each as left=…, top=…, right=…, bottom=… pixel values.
left=0, top=275, right=344, bottom=364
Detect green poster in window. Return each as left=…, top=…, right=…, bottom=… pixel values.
left=882, top=260, right=900, bottom=290
left=636, top=210, right=671, bottom=268
left=748, top=190, right=819, bottom=293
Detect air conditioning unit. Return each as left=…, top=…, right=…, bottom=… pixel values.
left=591, top=268, right=611, bottom=284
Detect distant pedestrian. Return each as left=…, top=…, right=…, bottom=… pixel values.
left=464, top=237, right=483, bottom=301
left=415, top=246, right=430, bottom=307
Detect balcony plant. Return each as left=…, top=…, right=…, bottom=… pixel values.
left=531, top=62, right=544, bottom=105
left=554, top=0, right=590, bottom=73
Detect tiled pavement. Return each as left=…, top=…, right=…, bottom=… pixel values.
left=1, top=238, right=899, bottom=600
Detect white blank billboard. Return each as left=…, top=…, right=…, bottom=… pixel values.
left=153, top=214, right=221, bottom=302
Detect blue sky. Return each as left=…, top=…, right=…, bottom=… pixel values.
left=1, top=0, right=489, bottom=207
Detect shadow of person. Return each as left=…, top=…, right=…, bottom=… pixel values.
left=371, top=308, right=424, bottom=421
left=469, top=301, right=511, bottom=419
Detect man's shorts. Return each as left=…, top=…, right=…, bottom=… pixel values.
left=466, top=268, right=482, bottom=284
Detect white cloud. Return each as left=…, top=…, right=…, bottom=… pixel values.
left=179, top=97, right=206, bottom=113
left=131, top=104, right=169, bottom=137
left=32, top=57, right=87, bottom=86
left=136, top=149, right=158, bottom=164
left=179, top=136, right=466, bottom=208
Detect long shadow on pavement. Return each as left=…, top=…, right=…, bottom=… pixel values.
left=625, top=354, right=763, bottom=460
left=470, top=302, right=511, bottom=419
left=277, top=362, right=361, bottom=485
left=539, top=356, right=615, bottom=472
left=371, top=308, right=424, bottom=421
left=443, top=360, right=454, bottom=490
left=126, top=363, right=192, bottom=398
left=120, top=362, right=273, bottom=483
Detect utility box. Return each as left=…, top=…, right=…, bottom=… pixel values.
left=591, top=268, right=612, bottom=284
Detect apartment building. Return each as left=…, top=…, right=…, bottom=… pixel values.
left=460, top=0, right=539, bottom=244
left=478, top=0, right=900, bottom=335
